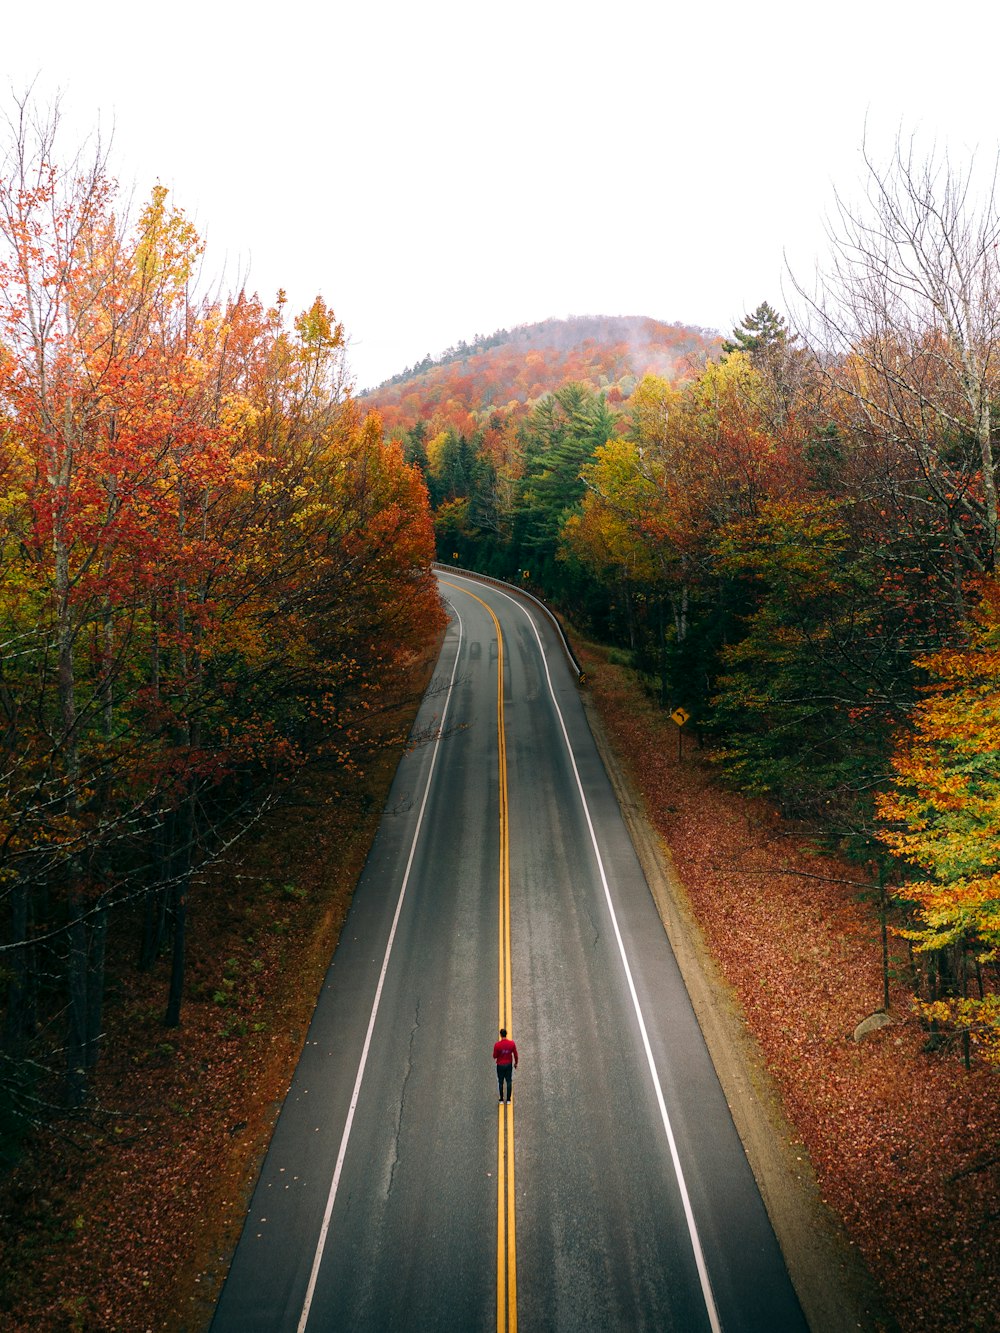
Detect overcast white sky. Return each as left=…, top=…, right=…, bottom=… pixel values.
left=4, top=2, right=998, bottom=389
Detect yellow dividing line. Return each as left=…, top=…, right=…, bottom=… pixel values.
left=495, top=595, right=512, bottom=1039
left=498, top=1099, right=516, bottom=1333
left=492, top=594, right=516, bottom=1333
left=443, top=580, right=516, bottom=1333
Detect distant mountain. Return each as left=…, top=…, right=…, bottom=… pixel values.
left=362, top=315, right=722, bottom=438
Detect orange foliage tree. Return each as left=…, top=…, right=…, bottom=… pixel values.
left=876, top=575, right=1000, bottom=1063
left=0, top=103, right=442, bottom=1111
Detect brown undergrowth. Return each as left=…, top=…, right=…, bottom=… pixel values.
left=578, top=641, right=1000, bottom=1333
left=0, top=642, right=440, bottom=1333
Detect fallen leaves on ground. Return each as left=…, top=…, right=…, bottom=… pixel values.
left=0, top=649, right=438, bottom=1333
left=2, top=637, right=997, bottom=1331
left=580, top=644, right=999, bottom=1333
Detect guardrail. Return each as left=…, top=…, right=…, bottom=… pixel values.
left=432, top=562, right=586, bottom=684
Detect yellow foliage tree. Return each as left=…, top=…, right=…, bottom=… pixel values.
left=876, top=575, right=1000, bottom=1063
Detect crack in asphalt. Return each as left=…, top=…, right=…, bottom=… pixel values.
left=385, top=1001, right=420, bottom=1200
left=583, top=900, right=601, bottom=949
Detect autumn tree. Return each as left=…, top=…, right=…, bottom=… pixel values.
left=0, top=100, right=443, bottom=1120
left=644, top=355, right=810, bottom=707
left=876, top=574, right=1000, bottom=1064
left=564, top=353, right=820, bottom=714
left=564, top=436, right=664, bottom=655
left=0, top=99, right=197, bottom=1101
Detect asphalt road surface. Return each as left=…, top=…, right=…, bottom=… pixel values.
left=211, top=570, right=807, bottom=1332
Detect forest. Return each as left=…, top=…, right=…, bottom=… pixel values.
left=367, top=147, right=1000, bottom=1071
left=0, top=95, right=997, bottom=1330
left=0, top=105, right=444, bottom=1139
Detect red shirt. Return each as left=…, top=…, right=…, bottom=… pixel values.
left=493, top=1038, right=518, bottom=1067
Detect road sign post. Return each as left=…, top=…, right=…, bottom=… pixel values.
left=671, top=707, right=689, bottom=761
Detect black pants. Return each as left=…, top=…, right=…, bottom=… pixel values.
left=497, top=1063, right=513, bottom=1101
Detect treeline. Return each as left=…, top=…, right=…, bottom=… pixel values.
left=371, top=327, right=513, bottom=392
left=397, top=146, right=1000, bottom=1066
left=0, top=107, right=443, bottom=1127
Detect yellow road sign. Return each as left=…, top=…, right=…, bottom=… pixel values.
left=671, top=707, right=690, bottom=727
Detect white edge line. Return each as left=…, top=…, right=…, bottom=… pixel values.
left=490, top=583, right=723, bottom=1333
left=297, top=604, right=465, bottom=1332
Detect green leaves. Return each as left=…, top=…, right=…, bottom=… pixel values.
left=709, top=499, right=891, bottom=819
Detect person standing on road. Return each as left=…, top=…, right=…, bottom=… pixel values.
left=493, top=1027, right=518, bottom=1104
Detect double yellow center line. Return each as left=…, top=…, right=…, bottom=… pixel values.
left=493, top=598, right=516, bottom=1333
left=446, top=581, right=517, bottom=1332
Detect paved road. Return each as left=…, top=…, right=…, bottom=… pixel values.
left=211, top=571, right=807, bottom=1332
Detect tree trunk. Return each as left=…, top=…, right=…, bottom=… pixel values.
left=878, top=878, right=891, bottom=1012
left=623, top=581, right=636, bottom=651
left=139, top=813, right=173, bottom=970
left=3, top=877, right=36, bottom=1055
left=140, top=887, right=167, bottom=971
left=658, top=596, right=668, bottom=708
left=65, top=902, right=88, bottom=1108
left=54, top=522, right=87, bottom=1105
left=164, top=796, right=194, bottom=1028
left=974, top=387, right=998, bottom=569
left=85, top=897, right=108, bottom=1068
left=164, top=883, right=187, bottom=1029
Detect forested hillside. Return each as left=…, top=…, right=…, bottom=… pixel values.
left=372, top=159, right=1000, bottom=1069
left=364, top=314, right=720, bottom=437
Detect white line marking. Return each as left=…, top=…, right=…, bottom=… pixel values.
left=297, top=607, right=465, bottom=1332
left=486, top=580, right=723, bottom=1333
